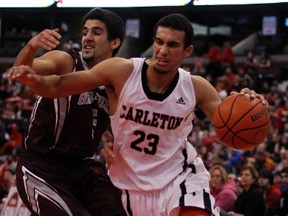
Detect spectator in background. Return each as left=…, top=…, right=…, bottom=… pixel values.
left=0, top=120, right=7, bottom=147
left=201, top=129, right=216, bottom=152
left=209, top=165, right=237, bottom=213
left=0, top=159, right=9, bottom=201
left=274, top=170, right=282, bottom=184
left=274, top=147, right=288, bottom=174
left=221, top=41, right=235, bottom=70
left=257, top=51, right=272, bottom=70
left=0, top=76, right=11, bottom=102
left=206, top=42, right=222, bottom=82
left=2, top=169, right=16, bottom=194
left=0, top=123, right=23, bottom=155
left=214, top=76, right=229, bottom=100
left=284, top=122, right=288, bottom=139
left=279, top=166, right=288, bottom=216
left=244, top=50, right=258, bottom=78
left=230, top=165, right=266, bottom=216
left=253, top=143, right=277, bottom=172
left=278, top=136, right=288, bottom=150
left=272, top=99, right=288, bottom=133
left=258, top=168, right=281, bottom=216
left=212, top=145, right=242, bottom=174
left=187, top=125, right=204, bottom=149
left=255, top=50, right=272, bottom=84
left=265, top=81, right=281, bottom=105
left=191, top=56, right=207, bottom=77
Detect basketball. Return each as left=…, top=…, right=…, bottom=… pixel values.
left=213, top=93, right=271, bottom=150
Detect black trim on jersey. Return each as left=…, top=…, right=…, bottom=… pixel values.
left=68, top=49, right=85, bottom=70
left=203, top=189, right=213, bottom=214
left=125, top=190, right=133, bottom=216
left=182, top=149, right=196, bottom=174
left=179, top=183, right=213, bottom=215
left=142, top=59, right=179, bottom=101
left=182, top=149, right=188, bottom=171
left=179, top=180, right=187, bottom=206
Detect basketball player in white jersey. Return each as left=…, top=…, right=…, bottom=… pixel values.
left=8, top=13, right=268, bottom=216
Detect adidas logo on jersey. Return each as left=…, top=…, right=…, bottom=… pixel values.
left=176, top=97, right=185, bottom=105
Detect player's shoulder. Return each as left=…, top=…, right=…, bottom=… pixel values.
left=191, top=75, right=219, bottom=102
left=191, top=75, right=210, bottom=87
left=109, top=58, right=135, bottom=75
left=103, top=57, right=133, bottom=67
left=44, top=50, right=72, bottom=59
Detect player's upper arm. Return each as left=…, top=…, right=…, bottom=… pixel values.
left=33, top=50, right=74, bottom=76
left=55, top=57, right=133, bottom=97
left=89, top=57, right=133, bottom=93
left=192, top=75, right=221, bottom=121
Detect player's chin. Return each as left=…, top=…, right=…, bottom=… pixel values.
left=82, top=53, right=94, bottom=62
left=82, top=47, right=94, bottom=55
left=154, top=65, right=169, bottom=75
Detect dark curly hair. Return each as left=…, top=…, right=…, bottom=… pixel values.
left=153, top=13, right=194, bottom=49
left=83, top=8, right=125, bottom=56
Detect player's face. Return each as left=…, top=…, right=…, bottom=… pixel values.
left=81, top=19, right=114, bottom=67
left=152, top=26, right=193, bottom=74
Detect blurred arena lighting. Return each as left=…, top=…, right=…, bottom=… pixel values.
left=193, top=0, right=288, bottom=5
left=0, top=0, right=192, bottom=8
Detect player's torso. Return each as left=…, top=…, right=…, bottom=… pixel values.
left=23, top=51, right=110, bottom=159
left=110, top=58, right=197, bottom=191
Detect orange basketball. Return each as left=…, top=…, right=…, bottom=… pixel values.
left=213, top=93, right=271, bottom=150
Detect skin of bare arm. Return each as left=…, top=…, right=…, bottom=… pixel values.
left=13, top=28, right=75, bottom=76
left=192, top=75, right=222, bottom=121
left=14, top=28, right=61, bottom=67
left=8, top=57, right=133, bottom=112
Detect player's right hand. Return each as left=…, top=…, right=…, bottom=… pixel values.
left=100, top=142, right=116, bottom=169
left=28, top=28, right=61, bottom=51
left=8, top=65, right=40, bottom=87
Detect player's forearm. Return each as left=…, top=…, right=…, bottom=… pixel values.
left=14, top=43, right=38, bottom=67
left=29, top=74, right=62, bottom=98
left=31, top=73, right=89, bottom=98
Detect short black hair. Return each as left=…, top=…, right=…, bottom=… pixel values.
left=281, top=166, right=288, bottom=175
left=83, top=8, right=125, bottom=56
left=153, top=13, right=194, bottom=48
left=259, top=168, right=274, bottom=185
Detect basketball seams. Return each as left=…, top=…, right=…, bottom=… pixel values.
left=228, top=100, right=263, bottom=133
left=219, top=95, right=260, bottom=141
left=227, top=101, right=265, bottom=148
left=213, top=93, right=270, bottom=150
left=218, top=94, right=239, bottom=144
left=231, top=121, right=271, bottom=149
left=216, top=93, right=239, bottom=129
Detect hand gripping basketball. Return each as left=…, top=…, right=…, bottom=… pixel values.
left=213, top=93, right=271, bottom=150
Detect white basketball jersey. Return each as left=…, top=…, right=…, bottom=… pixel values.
left=109, top=58, right=198, bottom=191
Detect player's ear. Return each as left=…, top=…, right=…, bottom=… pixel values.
left=183, top=45, right=193, bottom=58
left=111, top=38, right=121, bottom=49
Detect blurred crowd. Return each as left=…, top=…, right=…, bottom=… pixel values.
left=0, top=40, right=288, bottom=215
left=186, top=42, right=288, bottom=216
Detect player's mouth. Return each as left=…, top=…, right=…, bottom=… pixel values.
left=83, top=44, right=95, bottom=51
left=156, top=58, right=169, bottom=66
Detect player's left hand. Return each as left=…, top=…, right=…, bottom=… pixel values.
left=100, top=142, right=116, bottom=169
left=8, top=65, right=40, bottom=87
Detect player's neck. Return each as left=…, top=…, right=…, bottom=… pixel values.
left=146, top=67, right=176, bottom=94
